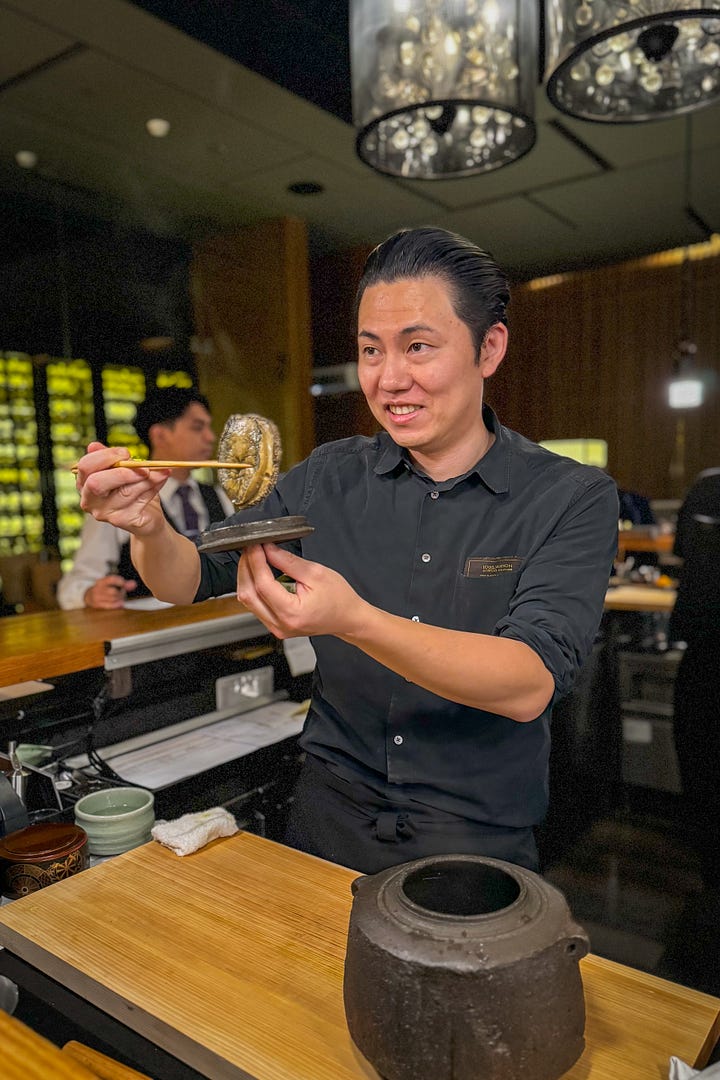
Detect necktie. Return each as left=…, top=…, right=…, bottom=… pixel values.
left=176, top=484, right=200, bottom=537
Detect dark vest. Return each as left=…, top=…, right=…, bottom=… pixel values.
left=117, top=482, right=226, bottom=598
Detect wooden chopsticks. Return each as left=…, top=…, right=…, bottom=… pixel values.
left=70, top=459, right=252, bottom=474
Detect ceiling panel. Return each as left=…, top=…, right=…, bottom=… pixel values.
left=0, top=49, right=304, bottom=182
left=552, top=103, right=720, bottom=171
left=396, top=117, right=605, bottom=212
left=0, top=5, right=75, bottom=83
left=223, top=155, right=442, bottom=251
left=532, top=158, right=715, bottom=266
left=435, top=195, right=585, bottom=280
left=1, top=0, right=718, bottom=280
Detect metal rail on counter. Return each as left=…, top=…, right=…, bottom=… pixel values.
left=0, top=596, right=268, bottom=687
left=103, top=610, right=266, bottom=670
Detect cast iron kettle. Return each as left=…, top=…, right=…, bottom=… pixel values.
left=343, top=854, right=589, bottom=1080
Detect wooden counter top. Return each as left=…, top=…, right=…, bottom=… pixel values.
left=0, top=571, right=679, bottom=688
left=616, top=530, right=675, bottom=560
left=0, top=832, right=718, bottom=1079
left=0, top=596, right=265, bottom=687
left=605, top=584, right=676, bottom=613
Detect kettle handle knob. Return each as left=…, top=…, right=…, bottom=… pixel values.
left=562, top=925, right=590, bottom=962
left=351, top=874, right=367, bottom=897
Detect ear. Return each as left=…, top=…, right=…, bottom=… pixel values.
left=147, top=421, right=169, bottom=452
left=479, top=323, right=508, bottom=378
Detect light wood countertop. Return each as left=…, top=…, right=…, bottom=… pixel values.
left=0, top=596, right=265, bottom=687
left=616, top=530, right=675, bottom=560
left=605, top=585, right=676, bottom=612
left=0, top=832, right=718, bottom=1079
left=0, top=575, right=679, bottom=689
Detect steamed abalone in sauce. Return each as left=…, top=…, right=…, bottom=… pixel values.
left=218, top=413, right=282, bottom=509
left=199, top=413, right=314, bottom=553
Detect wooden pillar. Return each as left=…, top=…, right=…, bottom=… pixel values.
left=310, top=244, right=378, bottom=445
left=190, top=218, right=315, bottom=468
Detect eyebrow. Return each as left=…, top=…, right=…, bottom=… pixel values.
left=358, top=323, right=436, bottom=340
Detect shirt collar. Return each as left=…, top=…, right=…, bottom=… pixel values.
left=159, top=475, right=199, bottom=507
left=374, top=404, right=510, bottom=494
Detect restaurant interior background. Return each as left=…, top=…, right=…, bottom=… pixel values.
left=2, top=0, right=720, bottom=1008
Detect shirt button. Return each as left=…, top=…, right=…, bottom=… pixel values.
left=421, top=553, right=431, bottom=563
left=393, top=735, right=404, bottom=746
left=430, top=491, right=439, bottom=500
left=411, top=615, right=420, bottom=622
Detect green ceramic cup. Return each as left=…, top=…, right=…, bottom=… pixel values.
left=73, top=787, right=155, bottom=856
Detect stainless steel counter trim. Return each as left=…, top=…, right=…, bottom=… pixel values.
left=103, top=612, right=267, bottom=670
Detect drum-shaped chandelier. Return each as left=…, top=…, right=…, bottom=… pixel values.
left=350, top=1, right=720, bottom=179
left=545, top=1, right=720, bottom=123
left=350, top=0, right=538, bottom=179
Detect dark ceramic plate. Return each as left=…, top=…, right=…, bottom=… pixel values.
left=197, top=515, right=315, bottom=554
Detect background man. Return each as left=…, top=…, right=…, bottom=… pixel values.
left=74, top=228, right=618, bottom=874
left=669, top=467, right=720, bottom=892
left=58, top=387, right=233, bottom=609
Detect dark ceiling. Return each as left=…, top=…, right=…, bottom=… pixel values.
left=130, top=0, right=353, bottom=122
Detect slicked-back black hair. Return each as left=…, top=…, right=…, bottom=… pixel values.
left=355, top=227, right=510, bottom=358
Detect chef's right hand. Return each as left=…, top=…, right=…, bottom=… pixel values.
left=83, top=575, right=138, bottom=610
left=75, top=442, right=169, bottom=535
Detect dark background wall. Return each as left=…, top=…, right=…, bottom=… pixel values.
left=1, top=193, right=194, bottom=371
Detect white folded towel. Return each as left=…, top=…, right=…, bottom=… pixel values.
left=669, top=1057, right=720, bottom=1079
left=151, top=806, right=239, bottom=856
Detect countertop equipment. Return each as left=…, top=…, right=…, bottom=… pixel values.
left=0, top=773, right=28, bottom=838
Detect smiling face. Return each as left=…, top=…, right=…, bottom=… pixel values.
left=357, top=275, right=507, bottom=479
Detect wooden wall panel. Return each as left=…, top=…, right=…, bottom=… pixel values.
left=492, top=252, right=720, bottom=500
left=190, top=218, right=315, bottom=469
left=310, top=244, right=379, bottom=446
left=310, top=245, right=373, bottom=369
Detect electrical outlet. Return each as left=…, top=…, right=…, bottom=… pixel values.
left=215, top=665, right=274, bottom=711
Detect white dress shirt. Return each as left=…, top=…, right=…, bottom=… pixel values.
left=57, top=477, right=234, bottom=610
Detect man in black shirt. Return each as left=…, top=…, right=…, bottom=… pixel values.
left=669, top=469, right=720, bottom=889
left=75, top=228, right=618, bottom=873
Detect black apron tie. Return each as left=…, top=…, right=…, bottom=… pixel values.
left=375, top=810, right=414, bottom=843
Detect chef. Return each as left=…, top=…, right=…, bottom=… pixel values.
left=74, top=226, right=618, bottom=875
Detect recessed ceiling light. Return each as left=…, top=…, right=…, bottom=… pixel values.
left=15, top=150, right=38, bottom=169
left=146, top=118, right=171, bottom=138
left=287, top=181, right=324, bottom=195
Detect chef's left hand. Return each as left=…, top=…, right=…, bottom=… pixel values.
left=236, top=543, right=368, bottom=640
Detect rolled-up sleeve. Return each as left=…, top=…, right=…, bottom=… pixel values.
left=494, top=472, right=618, bottom=698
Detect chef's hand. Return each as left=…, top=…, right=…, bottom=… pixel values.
left=236, top=544, right=369, bottom=640
left=84, top=575, right=138, bottom=610
left=75, top=442, right=169, bottom=535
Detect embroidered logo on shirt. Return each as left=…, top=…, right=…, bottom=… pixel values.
left=464, top=556, right=523, bottom=578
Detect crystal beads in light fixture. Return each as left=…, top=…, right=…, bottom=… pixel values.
left=545, top=1, right=720, bottom=122
left=351, top=0, right=537, bottom=178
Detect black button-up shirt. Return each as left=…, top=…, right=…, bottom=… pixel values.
left=196, top=406, right=618, bottom=828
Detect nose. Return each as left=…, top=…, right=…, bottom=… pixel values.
left=378, top=351, right=413, bottom=392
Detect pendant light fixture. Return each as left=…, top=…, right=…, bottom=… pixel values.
left=668, top=250, right=704, bottom=409
left=350, top=0, right=538, bottom=179
left=668, top=117, right=706, bottom=411
left=545, top=1, right=720, bottom=122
